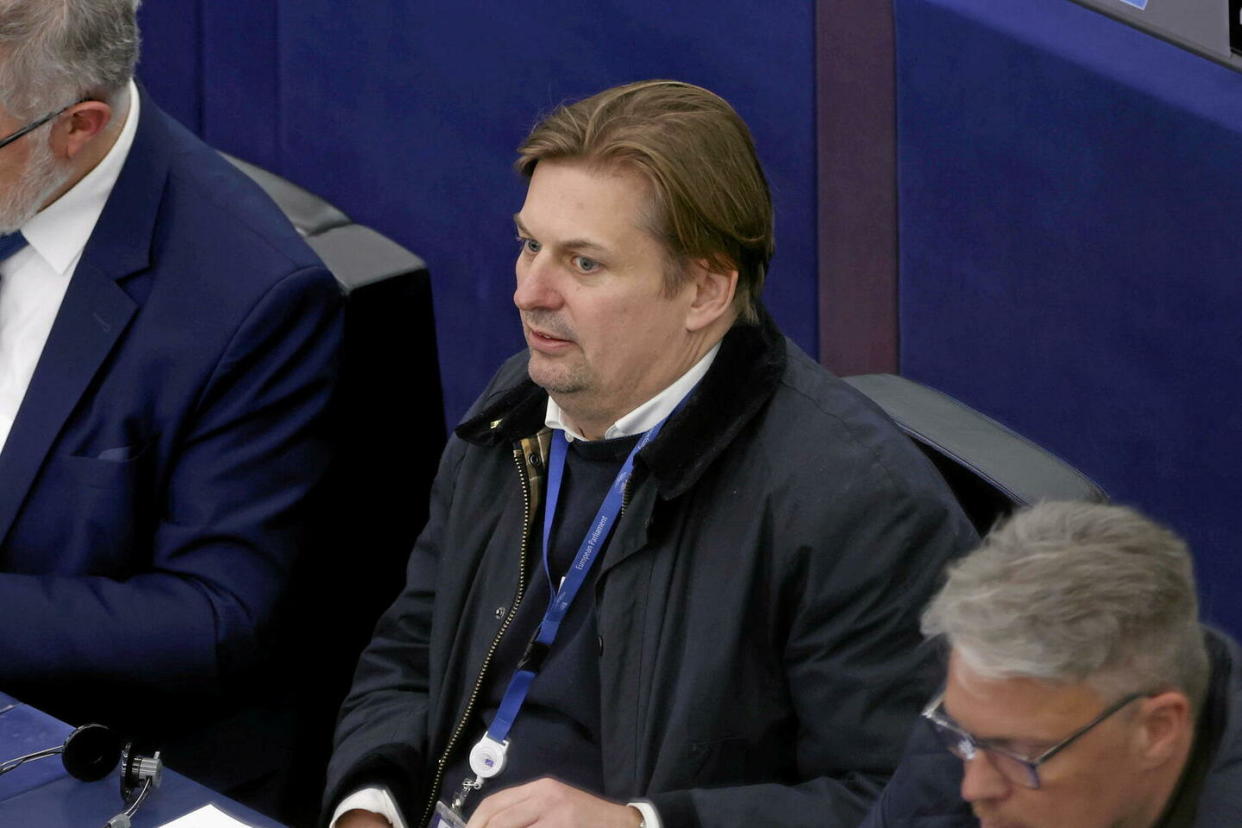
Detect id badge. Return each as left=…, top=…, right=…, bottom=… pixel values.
left=431, top=800, right=467, bottom=828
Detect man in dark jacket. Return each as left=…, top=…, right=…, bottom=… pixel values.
left=861, top=501, right=1242, bottom=828
left=326, top=80, right=976, bottom=828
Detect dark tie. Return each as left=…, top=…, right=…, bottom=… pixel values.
left=0, top=232, right=28, bottom=263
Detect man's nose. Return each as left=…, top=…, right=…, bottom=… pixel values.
left=514, top=251, right=560, bottom=311
left=960, top=752, right=1012, bottom=804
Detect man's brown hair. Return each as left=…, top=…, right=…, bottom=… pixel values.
left=516, top=80, right=774, bottom=325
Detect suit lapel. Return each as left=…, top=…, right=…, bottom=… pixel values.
left=0, top=87, right=169, bottom=546
left=0, top=268, right=137, bottom=543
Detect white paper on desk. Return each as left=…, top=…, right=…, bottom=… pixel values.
left=159, top=803, right=257, bottom=827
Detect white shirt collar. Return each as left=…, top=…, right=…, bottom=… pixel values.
left=21, top=79, right=141, bottom=276
left=545, top=342, right=721, bottom=442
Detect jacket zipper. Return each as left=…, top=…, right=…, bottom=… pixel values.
left=418, top=446, right=535, bottom=827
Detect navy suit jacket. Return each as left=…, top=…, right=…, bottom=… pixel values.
left=0, top=90, right=343, bottom=739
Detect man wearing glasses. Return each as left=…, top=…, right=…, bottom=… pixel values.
left=862, top=501, right=1241, bottom=828
left=0, top=0, right=342, bottom=808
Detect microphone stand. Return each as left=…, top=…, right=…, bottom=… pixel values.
left=103, top=745, right=162, bottom=828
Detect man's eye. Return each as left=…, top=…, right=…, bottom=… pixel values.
left=573, top=256, right=600, bottom=273
left=517, top=236, right=541, bottom=254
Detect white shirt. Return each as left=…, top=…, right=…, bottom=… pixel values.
left=0, top=80, right=140, bottom=451
left=328, top=346, right=723, bottom=828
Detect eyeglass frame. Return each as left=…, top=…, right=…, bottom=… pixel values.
left=0, top=100, right=89, bottom=152
left=921, top=688, right=1148, bottom=789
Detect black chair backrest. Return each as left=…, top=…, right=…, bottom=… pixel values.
left=222, top=148, right=445, bottom=649
left=844, top=374, right=1107, bottom=534
left=221, top=152, right=446, bottom=825
left=222, top=153, right=351, bottom=237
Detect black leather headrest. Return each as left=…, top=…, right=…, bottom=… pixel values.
left=220, top=152, right=351, bottom=238
left=844, top=373, right=1107, bottom=531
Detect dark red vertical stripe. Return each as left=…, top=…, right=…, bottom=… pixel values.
left=815, top=0, right=899, bottom=375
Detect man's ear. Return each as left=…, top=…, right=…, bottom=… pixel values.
left=1134, top=691, right=1192, bottom=770
left=684, top=259, right=738, bottom=332
left=49, top=101, right=114, bottom=161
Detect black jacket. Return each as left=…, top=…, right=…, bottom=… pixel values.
left=325, top=309, right=977, bottom=827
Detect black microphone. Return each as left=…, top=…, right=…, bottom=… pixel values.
left=0, top=722, right=121, bottom=781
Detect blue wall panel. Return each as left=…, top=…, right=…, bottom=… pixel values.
left=895, top=0, right=1242, bottom=635
left=137, top=1, right=816, bottom=424
left=200, top=1, right=281, bottom=169
left=135, top=1, right=202, bottom=131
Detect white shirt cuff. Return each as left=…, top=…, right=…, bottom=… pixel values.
left=330, top=786, right=408, bottom=828
left=627, top=799, right=663, bottom=828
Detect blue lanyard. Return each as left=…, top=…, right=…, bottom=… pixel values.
left=484, top=414, right=673, bottom=746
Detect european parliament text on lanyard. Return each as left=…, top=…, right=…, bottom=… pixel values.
left=445, top=412, right=676, bottom=819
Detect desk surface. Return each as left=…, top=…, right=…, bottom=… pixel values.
left=0, top=692, right=286, bottom=828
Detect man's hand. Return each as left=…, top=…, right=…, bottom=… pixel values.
left=336, top=810, right=393, bottom=828
left=465, top=778, right=642, bottom=828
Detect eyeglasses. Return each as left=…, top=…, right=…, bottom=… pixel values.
left=0, top=100, right=86, bottom=152
left=922, top=689, right=1147, bottom=789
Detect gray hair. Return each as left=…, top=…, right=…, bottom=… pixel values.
left=0, top=0, right=141, bottom=119
left=922, top=501, right=1210, bottom=714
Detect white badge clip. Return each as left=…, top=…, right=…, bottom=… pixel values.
left=468, top=734, right=509, bottom=780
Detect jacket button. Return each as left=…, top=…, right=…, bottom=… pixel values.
left=494, top=606, right=506, bottom=620
left=528, top=452, right=542, bottom=469
left=597, top=635, right=604, bottom=655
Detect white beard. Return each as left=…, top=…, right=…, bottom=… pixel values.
left=0, top=132, right=72, bottom=235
